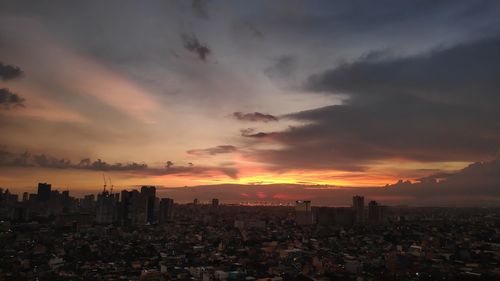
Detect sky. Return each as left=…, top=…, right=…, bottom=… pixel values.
left=1, top=0, right=499, bottom=206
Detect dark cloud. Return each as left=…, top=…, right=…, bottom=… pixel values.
left=0, top=88, right=25, bottom=109
left=233, top=112, right=278, bottom=122
left=307, top=36, right=500, bottom=108
left=245, top=36, right=500, bottom=171
left=187, top=145, right=238, bottom=156
left=0, top=147, right=238, bottom=179
left=240, top=128, right=272, bottom=138
left=0, top=62, right=22, bottom=81
left=181, top=32, right=211, bottom=61
left=380, top=156, right=500, bottom=205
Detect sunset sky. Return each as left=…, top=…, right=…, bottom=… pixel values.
left=1, top=0, right=500, bottom=205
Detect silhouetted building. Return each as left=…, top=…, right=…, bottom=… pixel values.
left=353, top=195, right=365, bottom=223
left=37, top=183, right=52, bottom=202
left=368, top=200, right=388, bottom=223
left=141, top=186, right=156, bottom=223
left=96, top=190, right=117, bottom=224
left=159, top=198, right=174, bottom=224
left=295, top=200, right=314, bottom=225
left=193, top=198, right=199, bottom=205
left=22, top=192, right=28, bottom=202
left=212, top=198, right=219, bottom=207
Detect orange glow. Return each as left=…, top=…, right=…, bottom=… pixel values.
left=152, top=168, right=399, bottom=187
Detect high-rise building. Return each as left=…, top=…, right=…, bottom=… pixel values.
left=22, top=192, right=29, bottom=202
left=368, top=200, right=387, bottom=223
left=193, top=198, right=199, bottom=205
left=37, top=183, right=52, bottom=202
left=159, top=198, right=174, bottom=224
left=130, top=190, right=148, bottom=225
left=295, top=200, right=314, bottom=225
left=353, top=195, right=365, bottom=223
left=96, top=191, right=117, bottom=224
left=212, top=198, right=219, bottom=207
left=141, top=186, right=156, bottom=223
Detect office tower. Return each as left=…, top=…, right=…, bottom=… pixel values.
left=96, top=190, right=117, bottom=224
left=37, top=182, right=52, bottom=202
left=368, top=200, right=388, bottom=223
left=353, top=195, right=365, bottom=223
left=141, top=186, right=156, bottom=223
left=129, top=190, right=148, bottom=225
left=159, top=198, right=174, bottom=224
left=212, top=198, right=219, bottom=207
left=295, top=200, right=314, bottom=225
left=22, top=192, right=29, bottom=202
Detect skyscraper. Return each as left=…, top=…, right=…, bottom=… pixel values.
left=141, top=186, right=156, bottom=223
left=353, top=195, right=365, bottom=223
left=96, top=190, right=117, bottom=224
left=159, top=198, right=174, bottom=224
left=37, top=183, right=51, bottom=202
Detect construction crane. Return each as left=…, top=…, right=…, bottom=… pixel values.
left=108, top=175, right=114, bottom=193
left=102, top=173, right=107, bottom=192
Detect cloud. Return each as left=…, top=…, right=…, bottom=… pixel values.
left=306, top=36, right=500, bottom=108
left=240, top=128, right=272, bottom=138
left=233, top=112, right=278, bottom=122
left=0, top=146, right=238, bottom=179
left=181, top=32, right=211, bottom=61
left=0, top=88, right=25, bottom=109
left=243, top=36, right=500, bottom=171
left=0, top=62, right=22, bottom=80
left=187, top=145, right=238, bottom=156
left=381, top=156, right=500, bottom=205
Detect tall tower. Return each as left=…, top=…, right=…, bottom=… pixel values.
left=353, top=195, right=365, bottom=223
left=141, top=186, right=156, bottom=223
left=159, top=198, right=174, bottom=224
left=37, top=183, right=52, bottom=202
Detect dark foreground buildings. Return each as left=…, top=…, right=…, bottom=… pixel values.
left=0, top=184, right=499, bottom=280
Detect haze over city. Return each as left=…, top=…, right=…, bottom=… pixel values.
left=1, top=0, right=500, bottom=206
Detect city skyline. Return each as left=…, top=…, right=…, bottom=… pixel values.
left=1, top=0, right=500, bottom=206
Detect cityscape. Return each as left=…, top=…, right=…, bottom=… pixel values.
left=1, top=0, right=500, bottom=280
left=0, top=184, right=499, bottom=280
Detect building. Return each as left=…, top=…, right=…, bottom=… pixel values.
left=193, top=198, right=199, bottom=205
left=141, top=186, right=156, bottom=223
left=353, top=195, right=365, bottom=223
left=295, top=200, right=314, bottom=225
left=96, top=190, right=117, bottom=224
left=159, top=198, right=174, bottom=224
left=212, top=198, right=219, bottom=207
left=368, top=200, right=387, bottom=223
left=37, top=182, right=52, bottom=202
